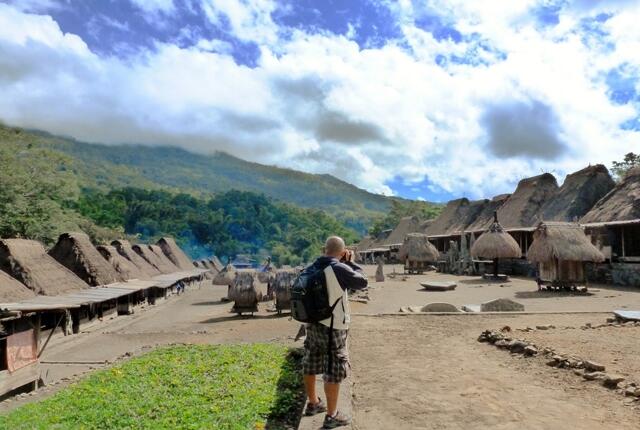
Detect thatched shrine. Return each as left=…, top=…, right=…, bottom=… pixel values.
left=471, top=213, right=522, bottom=279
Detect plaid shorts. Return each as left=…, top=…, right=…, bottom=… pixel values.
left=302, top=323, right=350, bottom=383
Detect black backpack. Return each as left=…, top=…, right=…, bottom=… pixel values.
left=291, top=263, right=341, bottom=323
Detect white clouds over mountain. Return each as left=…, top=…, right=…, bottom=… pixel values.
left=0, top=1, right=638, bottom=200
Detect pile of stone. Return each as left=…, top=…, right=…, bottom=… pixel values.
left=478, top=329, right=640, bottom=399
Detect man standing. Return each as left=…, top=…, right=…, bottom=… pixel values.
left=302, top=236, right=368, bottom=428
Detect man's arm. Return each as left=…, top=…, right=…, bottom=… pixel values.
left=332, top=261, right=368, bottom=291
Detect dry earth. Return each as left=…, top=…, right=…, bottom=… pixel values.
left=3, top=264, right=640, bottom=430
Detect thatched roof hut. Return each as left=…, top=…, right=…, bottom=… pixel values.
left=132, top=244, right=177, bottom=274
left=542, top=165, right=615, bottom=222
left=355, top=236, right=375, bottom=253
left=148, top=245, right=181, bottom=273
left=496, top=173, right=559, bottom=229
left=49, top=232, right=124, bottom=286
left=527, top=222, right=605, bottom=264
left=418, top=219, right=434, bottom=234
left=210, top=257, right=224, bottom=272
left=381, top=216, right=422, bottom=246
left=424, top=198, right=486, bottom=236
left=398, top=233, right=439, bottom=262
left=97, top=245, right=148, bottom=280
left=0, top=270, right=36, bottom=302
left=156, top=237, right=194, bottom=271
left=0, top=239, right=89, bottom=295
left=111, top=240, right=162, bottom=277
left=470, top=214, right=522, bottom=260
left=581, top=167, right=640, bottom=223
left=466, top=194, right=510, bottom=232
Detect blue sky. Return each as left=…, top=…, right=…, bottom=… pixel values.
left=0, top=0, right=639, bottom=202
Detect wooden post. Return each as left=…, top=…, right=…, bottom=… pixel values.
left=621, top=228, right=626, bottom=258
left=493, top=258, right=499, bottom=277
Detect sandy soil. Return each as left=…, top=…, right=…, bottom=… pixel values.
left=359, top=264, right=640, bottom=313
left=349, top=314, right=639, bottom=430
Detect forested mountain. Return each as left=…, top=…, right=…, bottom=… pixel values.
left=0, top=124, right=440, bottom=262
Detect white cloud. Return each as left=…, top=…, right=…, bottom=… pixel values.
left=129, top=0, right=175, bottom=14
left=0, top=1, right=638, bottom=200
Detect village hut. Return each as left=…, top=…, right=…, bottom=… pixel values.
left=541, top=165, right=615, bottom=222
left=148, top=245, right=181, bottom=273
left=132, top=244, right=177, bottom=274
left=112, top=240, right=162, bottom=277
left=212, top=264, right=236, bottom=286
left=0, top=239, right=89, bottom=295
left=0, top=270, right=36, bottom=302
left=210, top=256, right=224, bottom=272
left=527, top=222, right=605, bottom=290
left=424, top=198, right=487, bottom=252
left=156, top=237, right=194, bottom=271
left=398, top=233, right=439, bottom=274
left=274, top=270, right=295, bottom=314
left=496, top=173, right=559, bottom=229
left=229, top=271, right=259, bottom=315
left=382, top=216, right=423, bottom=248
left=466, top=194, right=511, bottom=233
left=49, top=232, right=124, bottom=286
left=471, top=213, right=522, bottom=279
left=96, top=245, right=148, bottom=280
left=580, top=167, right=640, bottom=261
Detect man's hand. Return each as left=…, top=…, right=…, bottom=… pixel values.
left=341, top=250, right=354, bottom=263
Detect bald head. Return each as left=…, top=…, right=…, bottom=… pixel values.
left=324, top=236, right=346, bottom=258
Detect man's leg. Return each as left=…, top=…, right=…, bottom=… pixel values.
left=324, top=382, right=340, bottom=416
left=304, top=374, right=320, bottom=404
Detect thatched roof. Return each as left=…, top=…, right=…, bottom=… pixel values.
left=382, top=216, right=422, bottom=246
left=111, top=240, right=162, bottom=277
left=133, top=244, right=178, bottom=274
left=466, top=194, right=510, bottom=232
left=424, top=198, right=486, bottom=236
left=156, top=237, right=194, bottom=271
left=398, top=233, right=439, bottom=262
left=210, top=256, right=224, bottom=272
left=49, top=232, right=124, bottom=286
left=542, top=165, right=615, bottom=222
left=97, top=245, right=149, bottom=280
left=0, top=239, right=89, bottom=296
left=148, top=245, right=181, bottom=273
left=527, top=222, right=605, bottom=263
left=496, top=173, right=558, bottom=229
left=470, top=216, right=522, bottom=259
left=0, top=270, right=36, bottom=302
left=581, top=166, right=640, bottom=223
left=418, top=219, right=434, bottom=234
left=355, top=236, right=375, bottom=252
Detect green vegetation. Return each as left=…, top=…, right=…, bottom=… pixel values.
left=74, top=187, right=358, bottom=265
left=369, top=199, right=442, bottom=237
left=12, top=126, right=412, bottom=233
left=0, top=344, right=304, bottom=430
left=611, top=152, right=640, bottom=180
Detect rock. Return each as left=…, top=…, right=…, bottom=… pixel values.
left=573, top=369, right=584, bottom=376
left=535, top=324, right=554, bottom=330
left=606, top=316, right=616, bottom=323
left=603, top=374, right=625, bottom=388
left=508, top=340, right=528, bottom=353
left=420, top=302, right=460, bottom=313
left=523, top=346, right=538, bottom=356
left=399, top=306, right=411, bottom=313
left=494, top=339, right=509, bottom=348
left=584, top=360, right=606, bottom=372
left=480, top=298, right=525, bottom=312
left=625, top=387, right=640, bottom=398
left=583, top=372, right=606, bottom=381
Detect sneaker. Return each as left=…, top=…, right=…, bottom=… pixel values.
left=323, top=411, right=351, bottom=428
left=304, top=399, right=327, bottom=416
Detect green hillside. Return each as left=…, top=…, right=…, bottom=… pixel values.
left=17, top=127, right=411, bottom=233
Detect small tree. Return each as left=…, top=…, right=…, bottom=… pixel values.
left=611, top=152, right=640, bottom=181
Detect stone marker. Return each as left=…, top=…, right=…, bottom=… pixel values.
left=420, top=281, right=457, bottom=291
left=375, top=256, right=385, bottom=282
left=420, top=302, right=460, bottom=313
left=480, top=298, right=525, bottom=312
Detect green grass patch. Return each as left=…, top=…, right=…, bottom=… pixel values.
left=0, top=344, right=304, bottom=430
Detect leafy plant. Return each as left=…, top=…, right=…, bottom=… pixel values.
left=0, top=344, right=304, bottom=430
left=611, top=152, right=640, bottom=181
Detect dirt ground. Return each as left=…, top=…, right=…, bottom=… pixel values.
left=3, top=264, right=640, bottom=429
left=349, top=314, right=639, bottom=430
left=359, top=264, right=640, bottom=313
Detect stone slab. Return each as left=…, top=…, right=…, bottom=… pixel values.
left=421, top=302, right=460, bottom=313
left=613, top=310, right=640, bottom=322
left=420, top=281, right=457, bottom=291
left=480, top=298, right=525, bottom=312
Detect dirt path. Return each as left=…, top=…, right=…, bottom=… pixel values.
left=349, top=314, right=639, bottom=430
